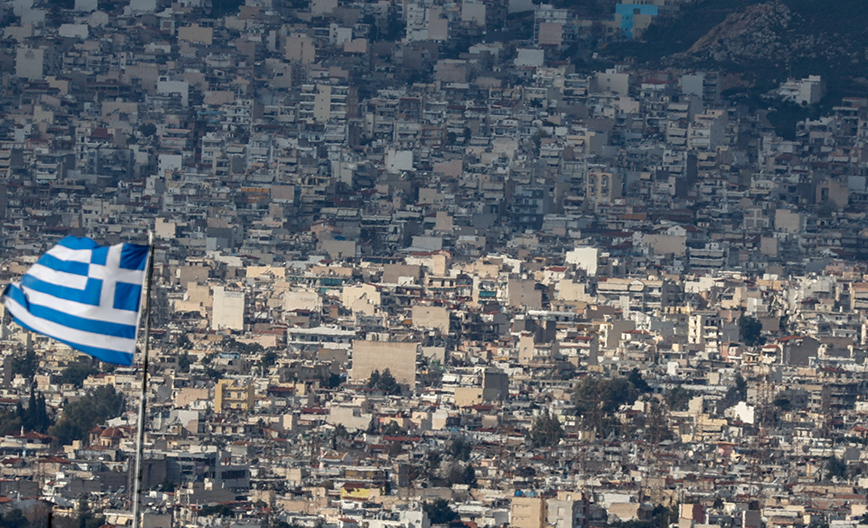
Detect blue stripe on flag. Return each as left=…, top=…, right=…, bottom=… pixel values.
left=20, top=274, right=102, bottom=306
left=7, top=310, right=133, bottom=366
left=4, top=285, right=137, bottom=339
left=36, top=253, right=90, bottom=276
left=113, top=282, right=142, bottom=312
left=90, top=247, right=108, bottom=266
left=57, top=236, right=100, bottom=251
left=120, top=244, right=149, bottom=270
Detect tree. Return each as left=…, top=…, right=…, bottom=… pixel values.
left=420, top=449, right=442, bottom=481
left=529, top=411, right=563, bottom=448
left=383, top=7, right=405, bottom=42
left=11, top=350, right=38, bottom=380
left=645, top=398, right=672, bottom=444
left=320, top=372, right=342, bottom=389
left=331, top=424, right=349, bottom=449
left=381, top=421, right=407, bottom=437
left=444, top=461, right=476, bottom=487
left=665, top=385, right=695, bottom=412
left=739, top=315, right=765, bottom=346
left=60, top=361, right=99, bottom=388
left=0, top=409, right=22, bottom=436
left=76, top=498, right=106, bottom=528
left=628, top=368, right=651, bottom=393
left=200, top=504, right=234, bottom=517
left=423, top=499, right=459, bottom=524
left=20, top=389, right=52, bottom=433
left=49, top=385, right=126, bottom=446
left=0, top=508, right=28, bottom=528
left=178, top=353, right=192, bottom=373
left=774, top=394, right=792, bottom=411
left=176, top=333, right=192, bottom=350
left=735, top=373, right=748, bottom=400
left=378, top=369, right=399, bottom=394
left=261, top=350, right=277, bottom=370
left=573, top=375, right=639, bottom=437
left=609, top=504, right=677, bottom=528
left=826, top=455, right=847, bottom=480
left=448, top=438, right=473, bottom=461
left=138, top=123, right=157, bottom=137
left=368, top=369, right=401, bottom=395
left=155, top=478, right=176, bottom=492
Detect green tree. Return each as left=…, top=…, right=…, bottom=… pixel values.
left=331, top=423, right=349, bottom=448
left=200, top=504, right=234, bottom=517
left=0, top=508, right=28, bottom=528
left=444, top=461, right=476, bottom=486
left=77, top=498, right=106, bottom=528
left=368, top=369, right=401, bottom=395
left=774, top=394, right=792, bottom=411
left=735, top=373, right=748, bottom=400
left=0, top=409, right=22, bottom=436
left=645, top=398, right=672, bottom=444
left=320, top=372, right=342, bottom=389
left=176, top=333, right=192, bottom=349
left=826, top=455, right=847, bottom=480
left=12, top=350, right=38, bottom=380
left=138, top=123, right=157, bottom=137
left=19, top=389, right=52, bottom=433
left=628, top=368, right=651, bottom=393
left=610, top=504, right=677, bottom=528
left=49, top=385, right=126, bottom=446
left=178, top=353, right=191, bottom=373
left=60, top=361, right=99, bottom=388
left=665, top=385, right=695, bottom=412
left=448, top=438, right=473, bottom=461
left=739, top=315, right=765, bottom=346
left=573, top=375, right=639, bottom=437
left=423, top=499, right=459, bottom=524
left=368, top=370, right=380, bottom=388
left=261, top=350, right=277, bottom=370
left=383, top=7, right=405, bottom=41
left=381, top=421, right=407, bottom=436
left=379, top=368, right=400, bottom=394
left=529, top=411, right=563, bottom=448
left=154, top=478, right=176, bottom=492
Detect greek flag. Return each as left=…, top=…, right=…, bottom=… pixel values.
left=1, top=236, right=150, bottom=366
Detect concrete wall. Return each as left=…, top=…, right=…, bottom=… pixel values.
left=352, top=340, right=417, bottom=390
left=212, top=286, right=244, bottom=331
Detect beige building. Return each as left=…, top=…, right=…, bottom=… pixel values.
left=586, top=168, right=622, bottom=207
left=351, top=340, right=417, bottom=390
left=214, top=379, right=256, bottom=412
left=508, top=278, right=543, bottom=309
left=411, top=305, right=450, bottom=334
left=511, top=495, right=547, bottom=528
left=285, top=35, right=315, bottom=63
left=212, top=285, right=245, bottom=331
left=177, top=23, right=213, bottom=44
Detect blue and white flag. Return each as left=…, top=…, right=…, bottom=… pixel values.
left=1, top=236, right=150, bottom=366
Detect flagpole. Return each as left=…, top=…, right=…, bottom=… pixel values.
left=132, top=232, right=155, bottom=528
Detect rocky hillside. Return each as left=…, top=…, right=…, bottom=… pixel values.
left=607, top=0, right=868, bottom=93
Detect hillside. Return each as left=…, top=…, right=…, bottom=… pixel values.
left=604, top=0, right=868, bottom=96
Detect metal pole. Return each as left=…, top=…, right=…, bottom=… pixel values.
left=132, top=232, right=156, bottom=528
